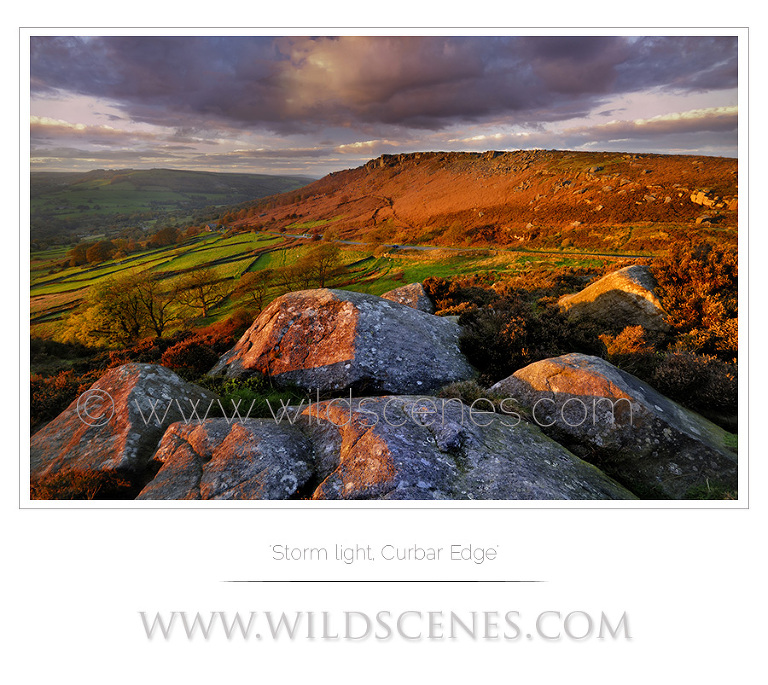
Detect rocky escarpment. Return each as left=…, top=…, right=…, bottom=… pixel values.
left=208, top=288, right=474, bottom=394
left=490, top=353, right=737, bottom=499
left=558, top=265, right=669, bottom=332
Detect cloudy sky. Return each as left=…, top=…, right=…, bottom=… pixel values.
left=29, top=35, right=739, bottom=177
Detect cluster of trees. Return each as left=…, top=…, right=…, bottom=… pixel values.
left=62, top=269, right=231, bottom=346
left=234, top=243, right=342, bottom=306
left=67, top=238, right=144, bottom=266
left=65, top=223, right=204, bottom=267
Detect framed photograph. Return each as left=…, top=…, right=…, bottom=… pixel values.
left=11, top=18, right=760, bottom=685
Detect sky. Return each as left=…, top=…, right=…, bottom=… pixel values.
left=29, top=35, right=739, bottom=177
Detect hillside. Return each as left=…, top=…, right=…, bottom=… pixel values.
left=236, top=150, right=737, bottom=253
left=30, top=168, right=316, bottom=245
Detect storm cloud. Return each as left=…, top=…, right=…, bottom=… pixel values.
left=29, top=35, right=739, bottom=172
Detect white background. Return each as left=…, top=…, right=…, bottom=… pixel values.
left=5, top=7, right=764, bottom=684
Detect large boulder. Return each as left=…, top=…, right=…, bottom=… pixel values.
left=30, top=364, right=219, bottom=482
left=381, top=282, right=435, bottom=313
left=137, top=419, right=314, bottom=500
left=490, top=353, right=737, bottom=499
left=558, top=265, right=669, bottom=331
left=208, top=288, right=475, bottom=394
left=298, top=396, right=635, bottom=500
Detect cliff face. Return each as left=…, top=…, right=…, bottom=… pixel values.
left=240, top=149, right=738, bottom=249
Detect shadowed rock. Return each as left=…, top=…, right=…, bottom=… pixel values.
left=208, top=288, right=475, bottom=394
left=298, top=396, right=635, bottom=500
left=30, top=363, right=219, bottom=481
left=136, top=419, right=314, bottom=500
left=381, top=282, right=435, bottom=313
left=558, top=265, right=669, bottom=332
left=490, top=353, right=737, bottom=499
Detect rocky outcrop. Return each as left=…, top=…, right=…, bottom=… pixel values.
left=137, top=419, right=314, bottom=500
left=208, top=289, right=475, bottom=394
left=135, top=394, right=635, bottom=501
left=299, top=396, right=635, bottom=500
left=381, top=282, right=435, bottom=313
left=490, top=353, right=737, bottom=499
left=30, top=364, right=219, bottom=481
left=690, top=189, right=737, bottom=211
left=558, top=265, right=669, bottom=332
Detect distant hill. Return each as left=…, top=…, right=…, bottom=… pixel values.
left=30, top=168, right=316, bottom=245
left=233, top=149, right=737, bottom=253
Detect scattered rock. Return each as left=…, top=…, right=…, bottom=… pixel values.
left=381, top=282, right=435, bottom=313
left=137, top=419, right=314, bottom=500
left=490, top=354, right=737, bottom=499
left=299, top=396, right=636, bottom=500
left=558, top=265, right=669, bottom=332
left=30, top=364, right=219, bottom=481
left=208, top=288, right=475, bottom=394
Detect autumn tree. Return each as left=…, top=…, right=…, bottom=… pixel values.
left=148, top=225, right=179, bottom=247
left=85, top=240, right=116, bottom=264
left=68, top=243, right=89, bottom=267
left=296, top=243, right=342, bottom=287
left=60, top=271, right=182, bottom=346
left=234, top=269, right=274, bottom=311
left=61, top=273, right=146, bottom=346
left=134, top=273, right=179, bottom=338
left=273, top=264, right=303, bottom=294
left=176, top=268, right=230, bottom=318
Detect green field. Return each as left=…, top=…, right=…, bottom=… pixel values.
left=31, top=229, right=640, bottom=340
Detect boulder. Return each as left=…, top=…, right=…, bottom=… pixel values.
left=136, top=419, right=314, bottom=500
left=298, top=396, right=635, bottom=500
left=558, top=265, right=669, bottom=332
left=381, top=282, right=435, bottom=313
left=490, top=353, right=737, bottom=499
left=30, top=363, right=219, bottom=482
left=208, top=288, right=475, bottom=394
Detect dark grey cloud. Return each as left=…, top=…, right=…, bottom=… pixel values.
left=30, top=35, right=738, bottom=134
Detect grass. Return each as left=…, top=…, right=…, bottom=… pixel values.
left=29, top=229, right=642, bottom=339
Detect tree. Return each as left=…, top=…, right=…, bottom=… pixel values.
left=273, top=264, right=302, bottom=294
left=134, top=273, right=179, bottom=338
left=148, top=225, right=179, bottom=247
left=60, top=271, right=181, bottom=346
left=176, top=268, right=230, bottom=318
left=296, top=243, right=341, bottom=287
left=234, top=269, right=274, bottom=311
left=61, top=273, right=146, bottom=346
left=85, top=240, right=116, bottom=264
left=68, top=243, right=88, bottom=267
